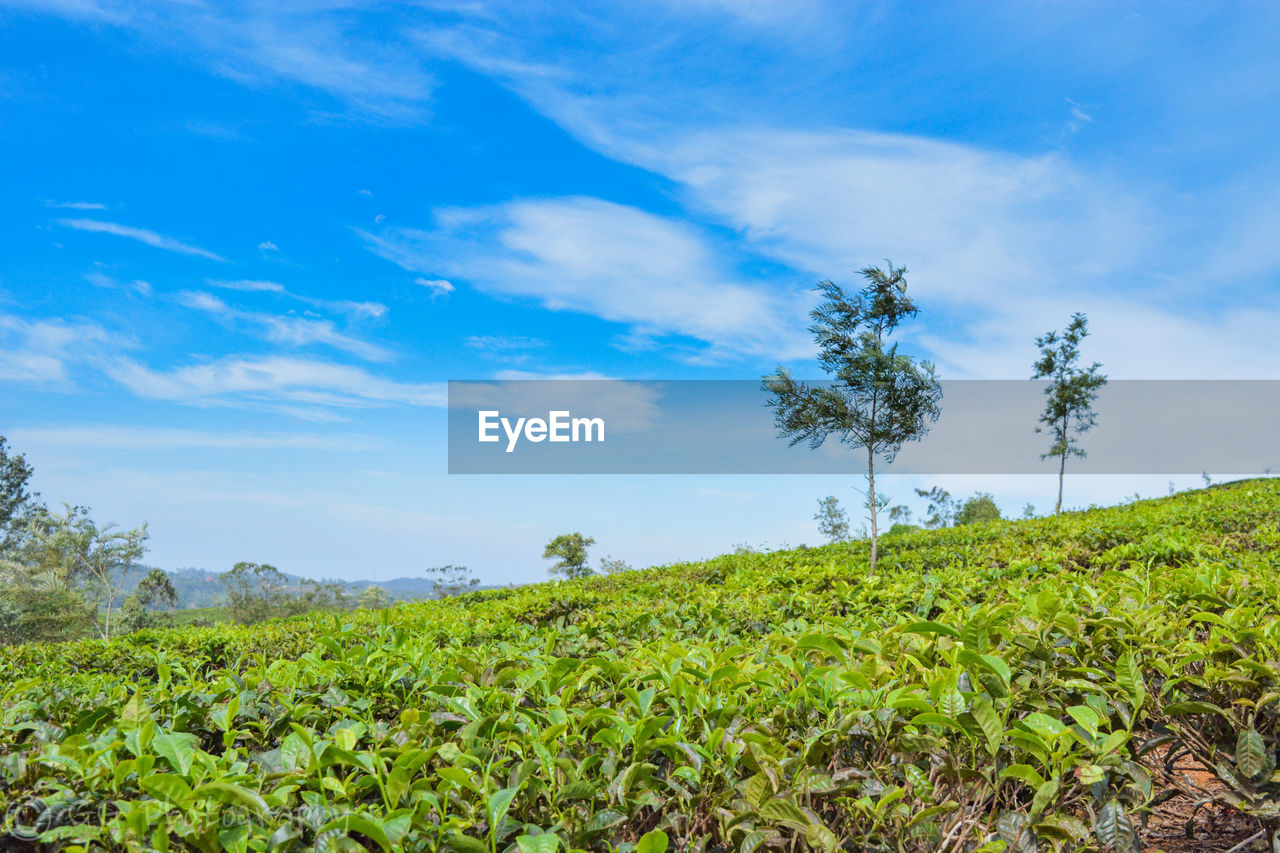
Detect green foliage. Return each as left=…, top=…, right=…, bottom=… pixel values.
left=814, top=495, right=850, bottom=542
left=1032, top=312, right=1108, bottom=513
left=914, top=485, right=957, bottom=528
left=0, top=436, right=37, bottom=552
left=955, top=492, right=1001, bottom=525
left=1, top=481, right=1278, bottom=850
left=543, top=533, right=595, bottom=580
left=357, top=584, right=392, bottom=610
left=764, top=263, right=942, bottom=571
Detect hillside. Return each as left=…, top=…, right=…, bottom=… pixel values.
left=2, top=481, right=1279, bottom=851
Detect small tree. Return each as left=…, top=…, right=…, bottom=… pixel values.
left=814, top=496, right=850, bottom=543
left=426, top=564, right=480, bottom=598
left=221, top=561, right=289, bottom=624
left=38, top=507, right=148, bottom=641
left=544, top=533, right=595, bottom=580
left=599, top=555, right=632, bottom=575
left=1032, top=312, right=1107, bottom=514
left=764, top=264, right=942, bottom=572
left=914, top=486, right=958, bottom=529
left=955, top=492, right=1001, bottom=525
left=1022, top=503, right=1037, bottom=519
left=135, top=568, right=178, bottom=613
left=357, top=584, right=391, bottom=609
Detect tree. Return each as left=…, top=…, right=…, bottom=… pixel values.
left=35, top=507, right=148, bottom=641
left=543, top=533, right=595, bottom=580
left=599, top=555, right=632, bottom=575
left=1022, top=503, right=1037, bottom=520
left=955, top=492, right=1001, bottom=525
left=764, top=264, right=942, bottom=572
left=426, top=564, right=480, bottom=598
left=221, top=561, right=289, bottom=625
left=914, top=486, right=958, bottom=529
left=1033, top=312, right=1107, bottom=514
left=135, top=568, right=178, bottom=613
left=357, top=584, right=391, bottom=609
left=0, top=436, right=38, bottom=553
left=814, top=496, right=850, bottom=543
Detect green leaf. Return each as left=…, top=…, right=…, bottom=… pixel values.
left=190, top=782, right=268, bottom=817
left=446, top=834, right=490, bottom=853
left=1115, top=653, right=1144, bottom=711
left=1237, top=728, right=1267, bottom=780
left=1096, top=800, right=1134, bottom=850
left=317, top=814, right=392, bottom=852
left=796, top=633, right=844, bottom=660
left=139, top=773, right=192, bottom=805
left=759, top=798, right=810, bottom=828
left=636, top=829, right=669, bottom=853
left=516, top=835, right=560, bottom=853
left=903, top=621, right=960, bottom=639
left=152, top=729, right=197, bottom=775
left=487, top=786, right=520, bottom=839
left=970, top=694, right=1003, bottom=755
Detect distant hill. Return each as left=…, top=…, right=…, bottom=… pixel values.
left=104, top=566, right=495, bottom=610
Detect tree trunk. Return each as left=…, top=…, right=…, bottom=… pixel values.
left=1055, top=412, right=1068, bottom=514
left=1055, top=451, right=1065, bottom=515
left=867, top=444, right=878, bottom=572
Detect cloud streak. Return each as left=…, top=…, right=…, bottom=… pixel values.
left=60, top=218, right=225, bottom=261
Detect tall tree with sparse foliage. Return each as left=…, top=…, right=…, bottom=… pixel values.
left=814, top=496, right=850, bottom=543
left=765, top=263, right=942, bottom=571
left=426, top=564, right=480, bottom=598
left=1032, top=312, right=1107, bottom=514
left=544, top=533, right=595, bottom=580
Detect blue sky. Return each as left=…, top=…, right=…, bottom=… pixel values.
left=3, top=2, right=1279, bottom=584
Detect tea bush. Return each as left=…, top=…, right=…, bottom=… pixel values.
left=2, top=481, right=1279, bottom=851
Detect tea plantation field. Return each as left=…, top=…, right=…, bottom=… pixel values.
left=2, top=481, right=1279, bottom=852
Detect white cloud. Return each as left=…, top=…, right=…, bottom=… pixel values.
left=208, top=278, right=285, bottom=293
left=204, top=279, right=387, bottom=320
left=465, top=335, right=546, bottom=352
left=177, top=291, right=391, bottom=362
left=0, top=314, right=124, bottom=385
left=84, top=271, right=152, bottom=297
left=60, top=218, right=225, bottom=261
left=46, top=200, right=107, bottom=210
left=414, top=277, right=455, bottom=296
left=258, top=241, right=278, bottom=251
left=104, top=355, right=445, bottom=409
left=372, top=198, right=811, bottom=359
left=19, top=1, right=437, bottom=123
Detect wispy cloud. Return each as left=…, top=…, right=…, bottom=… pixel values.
left=84, top=270, right=153, bottom=297
left=46, top=200, right=108, bottom=210
left=258, top=241, right=278, bottom=251
left=177, top=291, right=391, bottom=362
left=104, top=355, right=445, bottom=410
left=207, top=279, right=285, bottom=293
left=366, top=198, right=811, bottom=360
left=465, top=335, right=547, bottom=352
left=0, top=314, right=127, bottom=386
left=60, top=218, right=225, bottom=261
left=20, top=1, right=438, bottom=123
left=414, top=277, right=454, bottom=296
left=204, top=279, right=387, bottom=320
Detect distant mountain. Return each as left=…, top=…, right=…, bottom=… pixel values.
left=104, top=567, right=491, bottom=610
